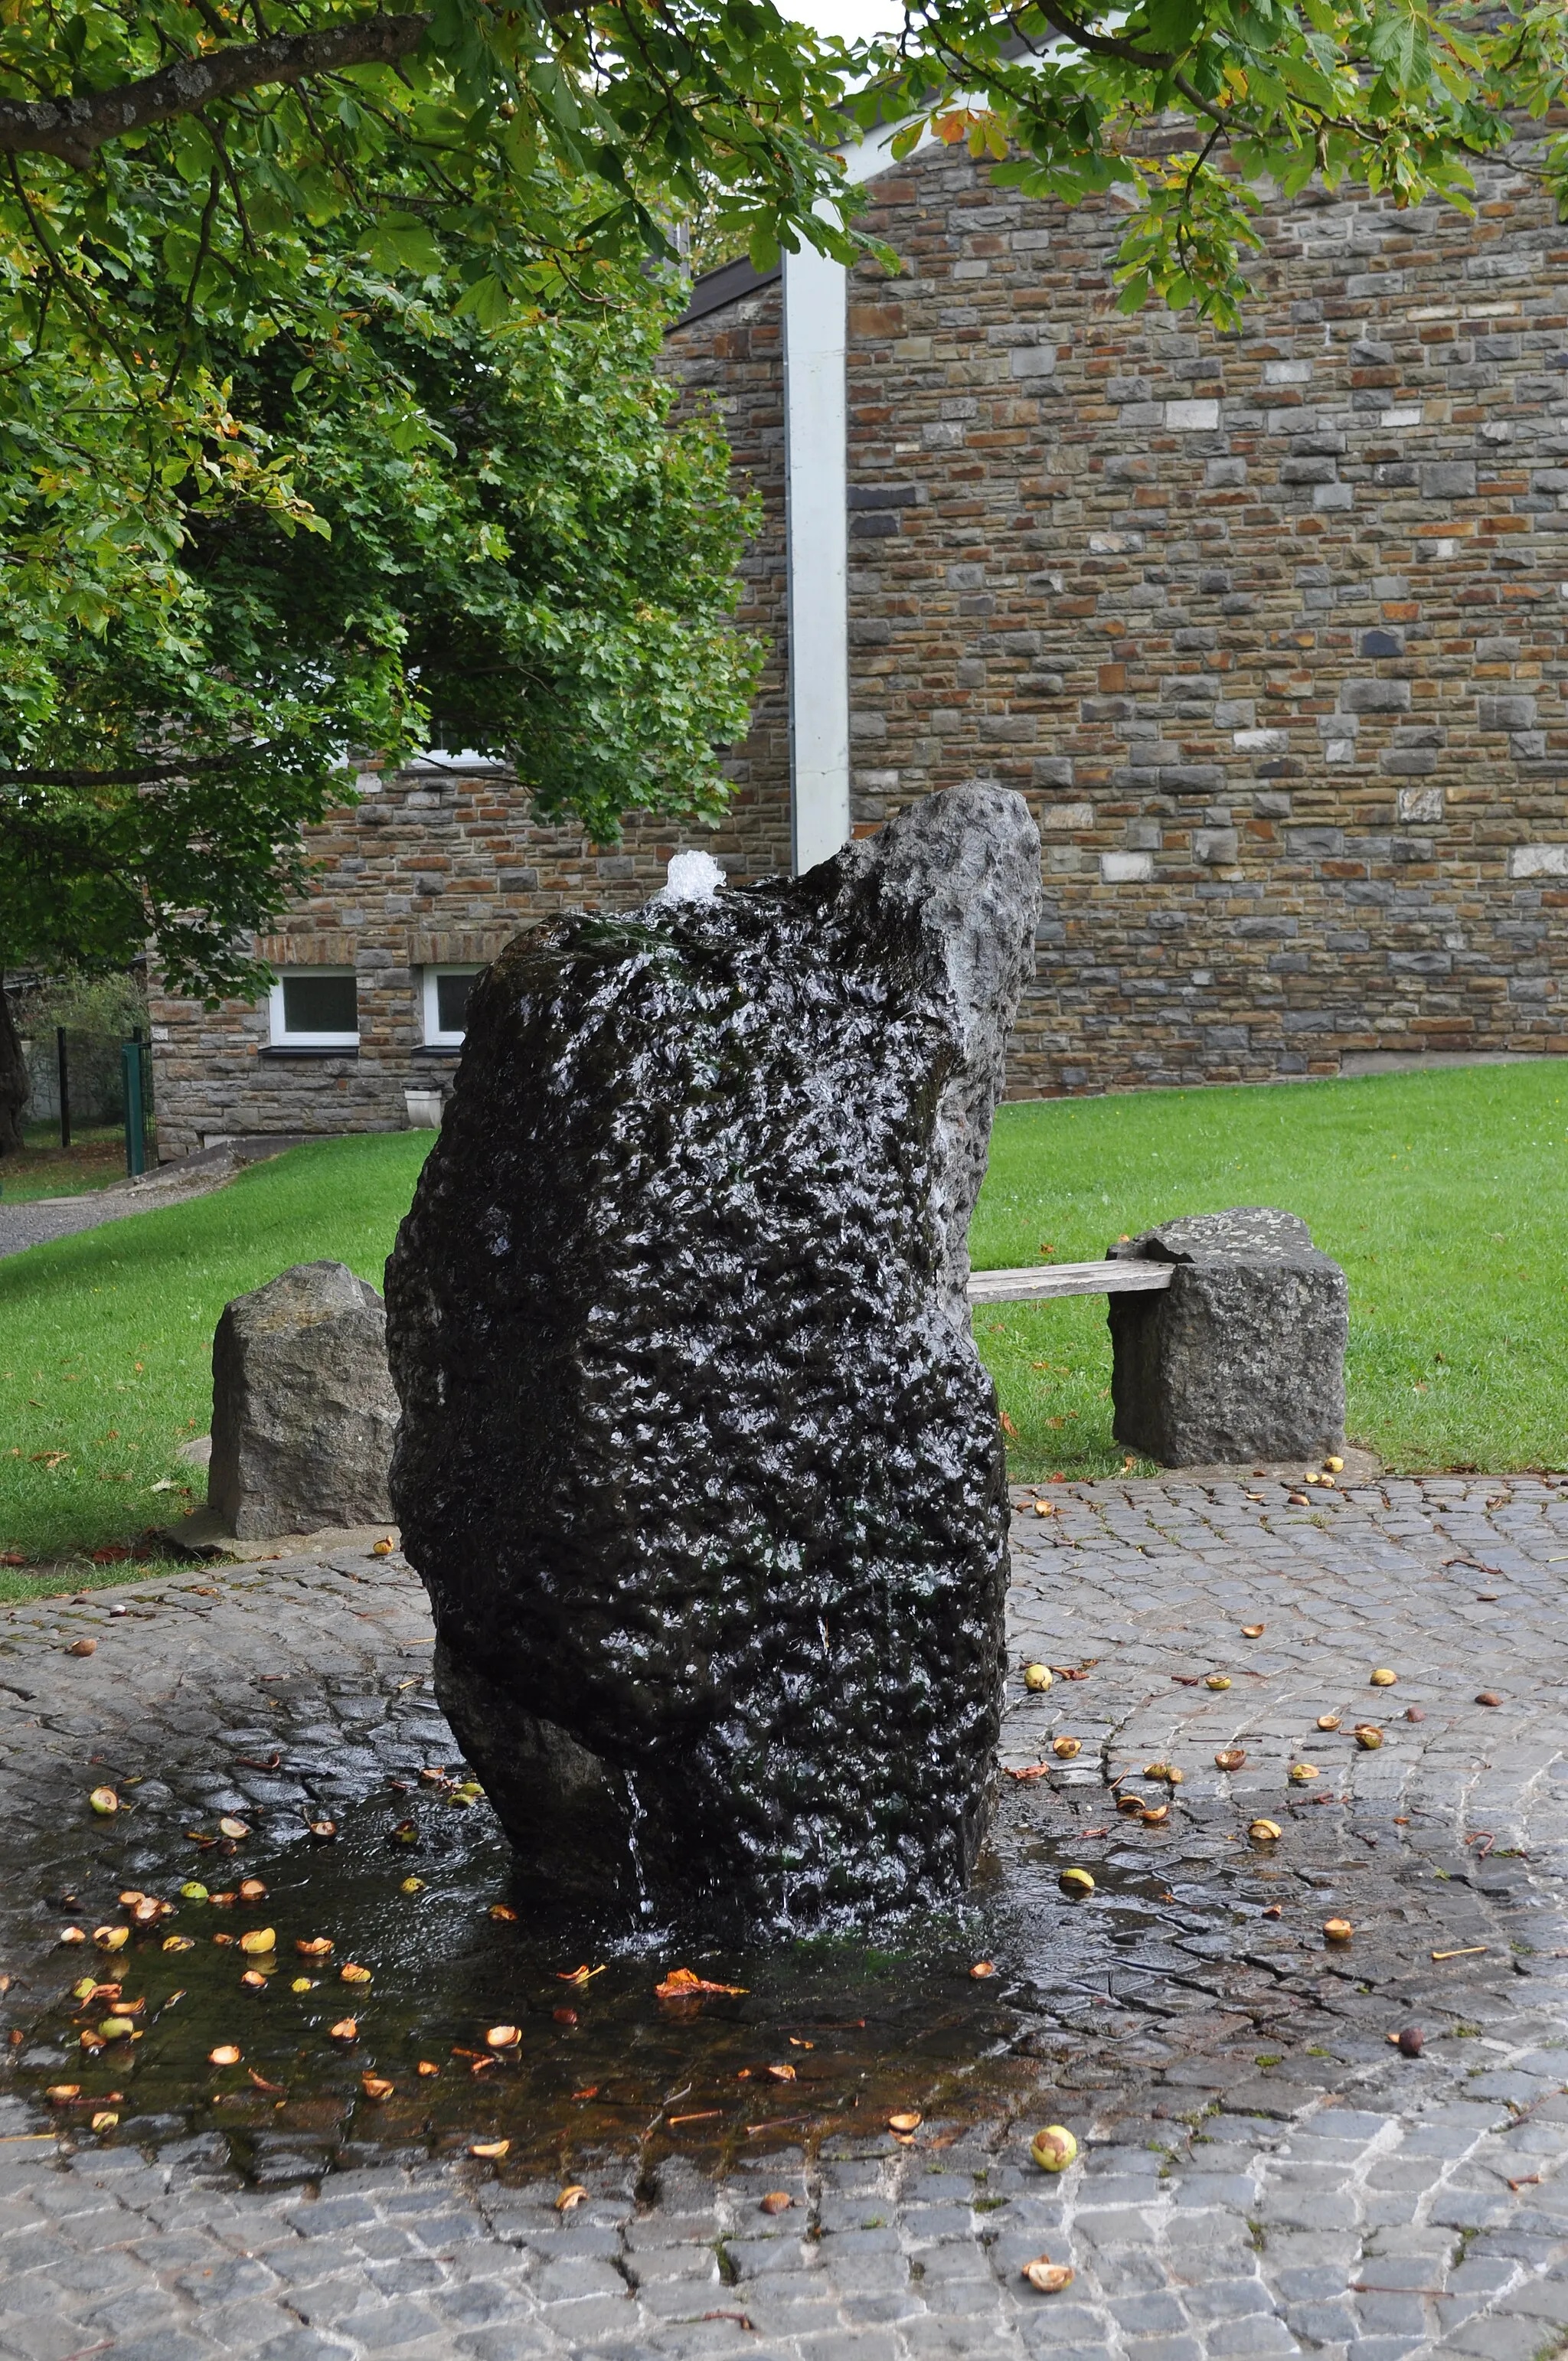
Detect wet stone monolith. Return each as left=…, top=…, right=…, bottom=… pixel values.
left=385, top=785, right=1040, bottom=1933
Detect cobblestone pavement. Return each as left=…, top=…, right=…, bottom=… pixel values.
left=2, top=1473, right=1568, bottom=2361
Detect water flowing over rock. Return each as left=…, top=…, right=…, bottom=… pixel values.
left=385, top=785, right=1040, bottom=1932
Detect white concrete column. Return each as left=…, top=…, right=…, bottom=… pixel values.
left=783, top=239, right=851, bottom=876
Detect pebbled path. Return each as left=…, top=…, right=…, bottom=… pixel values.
left=1, top=1474, right=1567, bottom=2361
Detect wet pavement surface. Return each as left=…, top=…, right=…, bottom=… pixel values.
left=2, top=1472, right=1568, bottom=2360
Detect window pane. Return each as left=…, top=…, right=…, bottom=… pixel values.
left=435, top=972, right=475, bottom=1035
left=282, top=974, right=357, bottom=1036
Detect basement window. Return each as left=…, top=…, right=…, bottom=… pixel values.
left=422, top=967, right=480, bottom=1048
left=269, top=968, right=359, bottom=1049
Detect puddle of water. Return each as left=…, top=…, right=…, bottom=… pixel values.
left=5, top=1700, right=1376, bottom=2181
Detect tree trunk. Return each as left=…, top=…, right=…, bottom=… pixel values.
left=0, top=982, right=29, bottom=1156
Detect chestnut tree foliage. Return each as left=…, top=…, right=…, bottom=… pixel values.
left=2, top=0, right=1566, bottom=1006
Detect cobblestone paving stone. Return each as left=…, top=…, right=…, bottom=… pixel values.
left=2, top=1474, right=1568, bottom=2361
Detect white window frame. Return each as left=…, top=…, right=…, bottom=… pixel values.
left=269, top=966, right=360, bottom=1049
left=421, top=965, right=482, bottom=1048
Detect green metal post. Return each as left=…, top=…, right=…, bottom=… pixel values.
left=122, top=1037, right=145, bottom=1177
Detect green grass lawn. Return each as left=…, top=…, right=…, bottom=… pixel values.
left=972, top=1063, right=1567, bottom=1483
left=0, top=1133, right=434, bottom=1590
left=1, top=1064, right=1563, bottom=1598
left=1, top=1124, right=142, bottom=1201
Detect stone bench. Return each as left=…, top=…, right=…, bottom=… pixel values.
left=968, top=1205, right=1348, bottom=1467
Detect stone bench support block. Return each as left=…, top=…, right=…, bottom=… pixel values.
left=208, top=1259, right=399, bottom=1538
left=1107, top=1207, right=1348, bottom=1466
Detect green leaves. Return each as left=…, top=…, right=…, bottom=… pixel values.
left=0, top=262, right=760, bottom=996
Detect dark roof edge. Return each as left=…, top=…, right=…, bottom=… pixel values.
left=667, top=253, right=782, bottom=332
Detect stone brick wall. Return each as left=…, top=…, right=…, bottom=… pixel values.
left=841, top=138, right=1568, bottom=1092
left=155, top=138, right=1568, bottom=1148
left=149, top=279, right=788, bottom=1159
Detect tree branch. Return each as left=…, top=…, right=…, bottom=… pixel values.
left=0, top=12, right=430, bottom=168
left=0, top=753, right=277, bottom=787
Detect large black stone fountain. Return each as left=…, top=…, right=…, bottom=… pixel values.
left=384, top=785, right=1040, bottom=1932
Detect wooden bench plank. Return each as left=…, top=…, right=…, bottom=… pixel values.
left=966, top=1259, right=1174, bottom=1304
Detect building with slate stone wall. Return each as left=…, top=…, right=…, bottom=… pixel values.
left=152, top=131, right=1568, bottom=1155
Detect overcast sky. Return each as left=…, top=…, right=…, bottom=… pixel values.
left=786, top=0, right=905, bottom=42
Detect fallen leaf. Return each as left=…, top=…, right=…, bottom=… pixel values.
left=1021, top=2259, right=1075, bottom=2294
left=765, top=2062, right=796, bottom=2082
left=361, top=2074, right=394, bottom=2100
left=1005, top=1762, right=1053, bottom=1782
left=557, top=2184, right=589, bottom=2210
left=1030, top=2126, right=1077, bottom=2172
left=469, top=2139, right=510, bottom=2159
left=656, top=1967, right=748, bottom=1999
left=208, top=2044, right=241, bottom=2066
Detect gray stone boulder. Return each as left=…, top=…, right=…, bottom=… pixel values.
left=208, top=1261, right=399, bottom=1538
left=385, top=783, right=1041, bottom=1933
left=1108, top=1207, right=1348, bottom=1466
